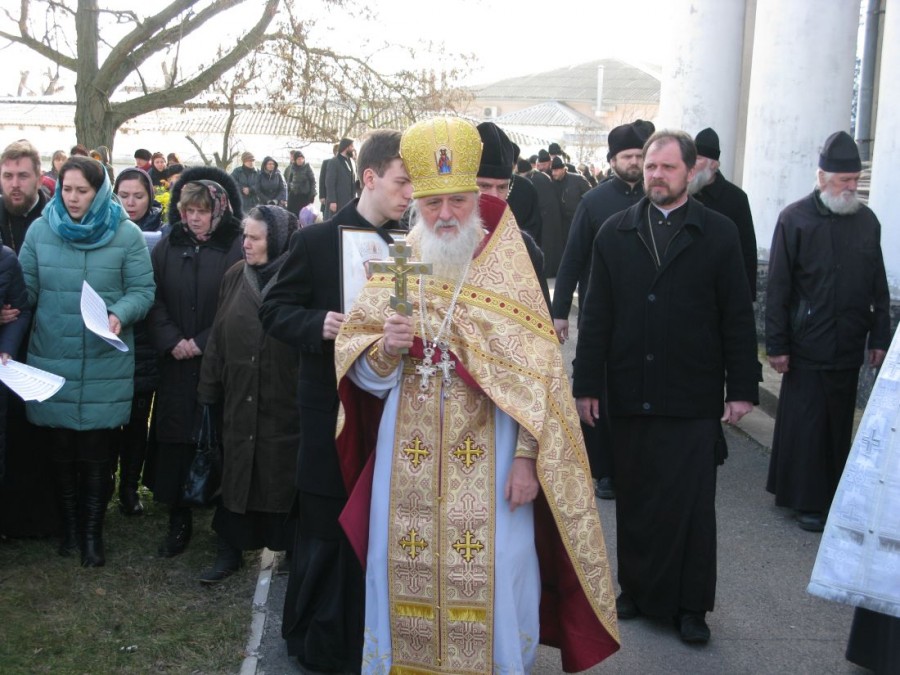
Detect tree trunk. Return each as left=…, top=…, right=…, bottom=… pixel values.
left=72, top=0, right=120, bottom=153
left=75, top=95, right=122, bottom=155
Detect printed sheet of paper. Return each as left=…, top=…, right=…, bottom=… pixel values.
left=808, top=327, right=900, bottom=619
left=80, top=281, right=128, bottom=352
left=0, top=359, right=65, bottom=402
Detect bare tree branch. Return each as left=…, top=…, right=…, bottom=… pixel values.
left=0, top=24, right=75, bottom=71
left=96, top=0, right=251, bottom=94
left=110, top=0, right=278, bottom=120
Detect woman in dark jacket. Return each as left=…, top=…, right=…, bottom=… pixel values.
left=284, top=151, right=316, bottom=215
left=196, top=205, right=300, bottom=582
left=112, top=168, right=164, bottom=515
left=257, top=157, right=287, bottom=206
left=147, top=166, right=243, bottom=558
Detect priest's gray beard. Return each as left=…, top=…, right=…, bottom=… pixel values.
left=410, top=203, right=484, bottom=280
left=687, top=165, right=714, bottom=195
left=819, top=187, right=861, bottom=215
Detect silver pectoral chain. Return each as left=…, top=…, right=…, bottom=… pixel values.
left=416, top=262, right=470, bottom=401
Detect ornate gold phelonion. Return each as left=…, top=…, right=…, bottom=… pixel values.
left=400, top=116, right=482, bottom=198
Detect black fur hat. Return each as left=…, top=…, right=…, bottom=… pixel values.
left=168, top=165, right=244, bottom=224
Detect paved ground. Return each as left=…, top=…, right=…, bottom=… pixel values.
left=242, top=297, right=866, bottom=674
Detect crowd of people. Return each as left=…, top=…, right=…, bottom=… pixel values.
left=0, top=109, right=894, bottom=673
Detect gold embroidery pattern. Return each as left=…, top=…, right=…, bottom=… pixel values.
left=399, top=529, right=429, bottom=560
left=386, top=374, right=495, bottom=672
left=403, top=437, right=431, bottom=468
left=451, top=435, right=485, bottom=469
left=452, top=530, right=484, bottom=562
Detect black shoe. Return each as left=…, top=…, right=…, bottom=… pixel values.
left=594, top=477, right=615, bottom=500
left=616, top=592, right=640, bottom=620
left=675, top=611, right=710, bottom=644
left=199, top=536, right=242, bottom=584
left=158, top=507, right=192, bottom=557
left=118, top=487, right=144, bottom=516
left=797, top=512, right=825, bottom=532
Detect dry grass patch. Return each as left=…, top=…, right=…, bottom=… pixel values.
left=0, top=496, right=257, bottom=674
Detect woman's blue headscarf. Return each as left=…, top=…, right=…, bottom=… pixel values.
left=45, top=166, right=124, bottom=250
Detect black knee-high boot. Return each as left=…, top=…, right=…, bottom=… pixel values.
left=80, top=460, right=111, bottom=567
left=54, top=459, right=79, bottom=557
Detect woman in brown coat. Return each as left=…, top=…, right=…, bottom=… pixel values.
left=196, top=205, right=300, bottom=582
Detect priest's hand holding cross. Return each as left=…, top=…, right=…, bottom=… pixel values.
left=368, top=243, right=431, bottom=356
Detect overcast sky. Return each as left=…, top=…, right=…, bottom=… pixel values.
left=334, top=0, right=673, bottom=85
left=0, top=0, right=673, bottom=97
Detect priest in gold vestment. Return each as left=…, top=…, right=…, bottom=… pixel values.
left=335, top=117, right=619, bottom=674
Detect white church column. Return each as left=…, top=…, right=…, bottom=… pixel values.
left=657, top=0, right=748, bottom=178
left=868, top=0, right=900, bottom=294
left=741, top=0, right=860, bottom=258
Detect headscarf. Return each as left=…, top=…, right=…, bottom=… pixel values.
left=179, top=180, right=232, bottom=243
left=45, top=167, right=123, bottom=250
left=244, top=205, right=299, bottom=294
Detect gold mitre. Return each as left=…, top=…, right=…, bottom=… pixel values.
left=400, top=116, right=482, bottom=198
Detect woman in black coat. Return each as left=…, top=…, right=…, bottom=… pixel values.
left=196, top=205, right=300, bottom=582
left=146, top=166, right=243, bottom=558
left=112, top=167, right=164, bottom=515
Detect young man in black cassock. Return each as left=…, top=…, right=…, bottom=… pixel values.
left=259, top=130, right=412, bottom=674
left=573, top=130, right=758, bottom=645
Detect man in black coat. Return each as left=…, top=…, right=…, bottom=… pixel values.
left=765, top=131, right=891, bottom=533
left=259, top=129, right=412, bottom=674
left=474, top=122, right=550, bottom=307
left=318, top=143, right=338, bottom=216
left=688, top=127, right=758, bottom=299
left=0, top=139, right=54, bottom=539
left=324, top=137, right=358, bottom=215
left=552, top=121, right=649, bottom=500
left=545, top=157, right=590, bottom=277
left=573, top=130, right=758, bottom=645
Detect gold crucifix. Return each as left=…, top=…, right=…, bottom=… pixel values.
left=368, top=243, right=432, bottom=316
left=368, top=243, right=432, bottom=355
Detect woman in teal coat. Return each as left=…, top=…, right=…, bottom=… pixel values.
left=19, top=156, right=155, bottom=567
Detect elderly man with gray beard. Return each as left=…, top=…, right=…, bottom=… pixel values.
left=765, top=130, right=891, bottom=533
left=688, top=127, right=758, bottom=299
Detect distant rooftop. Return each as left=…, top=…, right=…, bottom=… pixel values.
left=474, top=58, right=661, bottom=107
left=495, top=101, right=603, bottom=129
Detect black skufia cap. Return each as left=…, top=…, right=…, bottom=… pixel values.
left=476, top=122, right=514, bottom=179
left=819, top=131, right=861, bottom=172
left=694, top=128, right=720, bottom=161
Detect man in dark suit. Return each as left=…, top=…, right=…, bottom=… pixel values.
left=260, top=129, right=412, bottom=673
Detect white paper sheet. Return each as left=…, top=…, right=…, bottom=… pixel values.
left=0, top=359, right=65, bottom=402
left=80, top=280, right=128, bottom=352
